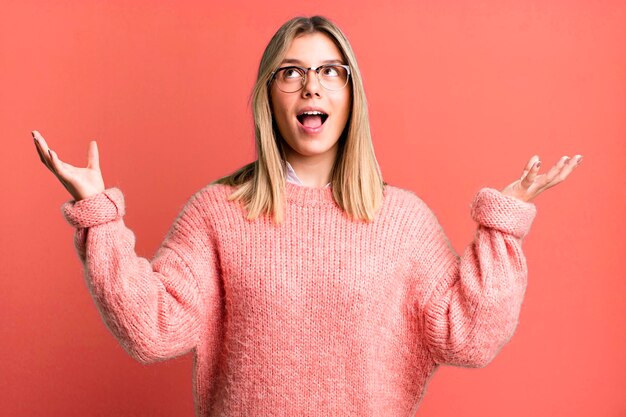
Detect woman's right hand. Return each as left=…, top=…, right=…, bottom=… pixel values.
left=32, top=130, right=106, bottom=202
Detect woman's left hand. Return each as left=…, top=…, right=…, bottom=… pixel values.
left=501, top=154, right=583, bottom=203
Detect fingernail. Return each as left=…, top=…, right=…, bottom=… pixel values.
left=577, top=155, right=583, bottom=164
left=535, top=161, right=541, bottom=168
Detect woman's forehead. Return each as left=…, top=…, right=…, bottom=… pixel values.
left=282, top=32, right=345, bottom=65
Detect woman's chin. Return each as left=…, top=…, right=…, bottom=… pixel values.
left=286, top=138, right=339, bottom=158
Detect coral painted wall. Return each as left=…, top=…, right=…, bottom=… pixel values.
left=2, top=1, right=624, bottom=415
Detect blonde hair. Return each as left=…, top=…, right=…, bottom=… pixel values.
left=212, top=15, right=386, bottom=225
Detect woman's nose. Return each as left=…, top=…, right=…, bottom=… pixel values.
left=301, top=69, right=322, bottom=97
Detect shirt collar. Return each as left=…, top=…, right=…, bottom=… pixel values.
left=285, top=161, right=331, bottom=188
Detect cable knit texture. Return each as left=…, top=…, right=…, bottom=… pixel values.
left=60, top=181, right=536, bottom=416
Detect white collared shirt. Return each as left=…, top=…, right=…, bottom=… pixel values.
left=285, top=161, right=331, bottom=188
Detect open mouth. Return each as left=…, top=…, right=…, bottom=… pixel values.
left=296, top=111, right=329, bottom=128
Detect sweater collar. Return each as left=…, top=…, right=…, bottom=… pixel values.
left=285, top=180, right=336, bottom=207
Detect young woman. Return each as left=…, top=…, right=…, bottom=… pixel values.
left=33, top=15, right=581, bottom=417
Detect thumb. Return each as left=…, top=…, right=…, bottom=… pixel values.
left=86, top=140, right=100, bottom=170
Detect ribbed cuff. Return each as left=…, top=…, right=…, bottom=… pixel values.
left=470, top=188, right=537, bottom=239
left=61, top=187, right=125, bottom=228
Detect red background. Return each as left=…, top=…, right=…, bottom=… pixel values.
left=1, top=0, right=624, bottom=416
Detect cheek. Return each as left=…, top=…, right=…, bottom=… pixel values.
left=274, top=109, right=292, bottom=132
left=270, top=91, right=291, bottom=124
left=339, top=87, right=351, bottom=110
left=269, top=95, right=293, bottom=141
left=337, top=92, right=352, bottom=123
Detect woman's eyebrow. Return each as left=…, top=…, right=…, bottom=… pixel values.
left=280, top=58, right=345, bottom=65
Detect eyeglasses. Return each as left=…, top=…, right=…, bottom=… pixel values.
left=270, top=64, right=351, bottom=93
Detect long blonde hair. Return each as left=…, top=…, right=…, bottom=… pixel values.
left=212, top=15, right=386, bottom=225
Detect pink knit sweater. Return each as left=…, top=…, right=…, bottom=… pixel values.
left=60, top=181, right=536, bottom=416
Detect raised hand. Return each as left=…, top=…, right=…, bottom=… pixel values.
left=501, top=154, right=583, bottom=203
left=32, top=130, right=105, bottom=201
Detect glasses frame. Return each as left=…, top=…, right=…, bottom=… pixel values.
left=269, top=64, right=351, bottom=93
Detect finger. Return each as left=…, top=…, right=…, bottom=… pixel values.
left=43, top=148, right=72, bottom=192
left=532, top=155, right=571, bottom=194
left=33, top=136, right=48, bottom=166
left=86, top=140, right=100, bottom=170
left=522, top=159, right=541, bottom=187
left=554, top=154, right=583, bottom=183
left=47, top=148, right=67, bottom=178
left=47, top=148, right=58, bottom=174
left=32, top=131, right=54, bottom=172
left=574, top=154, right=583, bottom=165
left=520, top=155, right=540, bottom=181
left=543, top=155, right=570, bottom=185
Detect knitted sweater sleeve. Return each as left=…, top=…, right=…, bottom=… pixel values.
left=60, top=187, right=220, bottom=364
left=412, top=187, right=537, bottom=368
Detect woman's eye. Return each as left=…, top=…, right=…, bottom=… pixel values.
left=284, top=69, right=301, bottom=79
left=322, top=66, right=339, bottom=77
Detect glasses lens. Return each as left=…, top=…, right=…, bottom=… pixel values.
left=275, top=67, right=305, bottom=93
left=319, top=65, right=349, bottom=91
